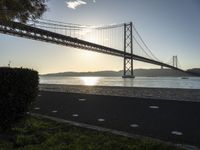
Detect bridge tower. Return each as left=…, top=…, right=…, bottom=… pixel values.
left=173, top=56, right=178, bottom=68
left=122, top=22, right=135, bottom=78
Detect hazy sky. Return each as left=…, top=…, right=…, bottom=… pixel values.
left=0, top=0, right=200, bottom=74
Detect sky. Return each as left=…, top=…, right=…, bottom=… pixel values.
left=0, top=0, right=200, bottom=74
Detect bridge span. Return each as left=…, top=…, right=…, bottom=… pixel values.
left=0, top=20, right=186, bottom=76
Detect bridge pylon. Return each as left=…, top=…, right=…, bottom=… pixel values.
left=173, top=56, right=178, bottom=68
left=122, top=22, right=135, bottom=78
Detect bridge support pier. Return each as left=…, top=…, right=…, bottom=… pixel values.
left=122, top=22, right=135, bottom=78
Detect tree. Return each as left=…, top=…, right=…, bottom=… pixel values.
left=0, top=0, right=47, bottom=23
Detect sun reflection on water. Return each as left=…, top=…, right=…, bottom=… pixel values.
left=80, top=77, right=100, bottom=86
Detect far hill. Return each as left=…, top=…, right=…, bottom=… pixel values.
left=42, top=69, right=191, bottom=77
left=186, top=68, right=200, bottom=76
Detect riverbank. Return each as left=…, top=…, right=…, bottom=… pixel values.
left=39, top=84, right=200, bottom=102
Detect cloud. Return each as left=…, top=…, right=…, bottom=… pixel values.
left=66, top=0, right=87, bottom=9
left=66, top=0, right=96, bottom=9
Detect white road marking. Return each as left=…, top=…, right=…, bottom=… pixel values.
left=34, top=107, right=40, bottom=110
left=72, top=114, right=79, bottom=117
left=52, top=110, right=58, bottom=113
left=78, top=98, right=86, bottom=101
left=171, top=131, right=183, bottom=136
left=130, top=124, right=139, bottom=128
left=98, top=118, right=105, bottom=122
left=38, top=94, right=42, bottom=97
left=149, top=106, right=159, bottom=109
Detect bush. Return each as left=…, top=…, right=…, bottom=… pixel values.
left=0, top=67, right=39, bottom=130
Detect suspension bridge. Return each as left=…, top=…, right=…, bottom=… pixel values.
left=0, top=19, right=184, bottom=77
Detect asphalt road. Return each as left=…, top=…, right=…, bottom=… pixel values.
left=32, top=91, right=200, bottom=146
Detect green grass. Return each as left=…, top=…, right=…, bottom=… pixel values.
left=0, top=116, right=184, bottom=150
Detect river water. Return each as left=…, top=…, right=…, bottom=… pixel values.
left=39, top=76, right=200, bottom=89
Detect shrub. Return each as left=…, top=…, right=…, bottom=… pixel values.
left=0, top=67, right=39, bottom=130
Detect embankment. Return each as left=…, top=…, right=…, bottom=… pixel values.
left=39, top=84, right=200, bottom=102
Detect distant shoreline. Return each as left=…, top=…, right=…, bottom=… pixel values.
left=40, top=69, right=192, bottom=77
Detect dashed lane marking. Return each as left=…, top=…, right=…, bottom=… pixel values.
left=72, top=114, right=79, bottom=117
left=98, top=118, right=105, bottom=122
left=149, top=106, right=159, bottom=109
left=130, top=124, right=139, bottom=128
left=52, top=110, right=58, bottom=113
left=171, top=131, right=183, bottom=136
left=78, top=98, right=86, bottom=101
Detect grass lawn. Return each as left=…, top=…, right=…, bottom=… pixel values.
left=0, top=116, right=184, bottom=150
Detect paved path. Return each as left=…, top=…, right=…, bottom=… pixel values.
left=32, top=91, right=200, bottom=146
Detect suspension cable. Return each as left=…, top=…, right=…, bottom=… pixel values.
left=132, top=35, right=153, bottom=59
left=132, top=24, right=160, bottom=61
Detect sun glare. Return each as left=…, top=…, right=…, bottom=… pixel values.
left=80, top=77, right=100, bottom=86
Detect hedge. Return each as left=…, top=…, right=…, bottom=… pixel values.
left=0, top=67, right=39, bottom=130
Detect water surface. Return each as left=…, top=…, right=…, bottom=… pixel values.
left=40, top=76, right=200, bottom=89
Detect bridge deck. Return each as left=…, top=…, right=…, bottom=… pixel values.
left=0, top=21, right=185, bottom=73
